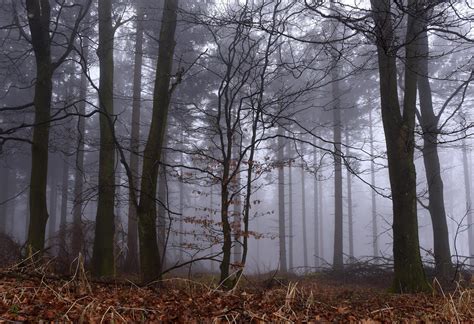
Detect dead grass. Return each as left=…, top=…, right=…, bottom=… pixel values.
left=0, top=265, right=472, bottom=322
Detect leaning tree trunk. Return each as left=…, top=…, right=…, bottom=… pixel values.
left=26, top=0, right=53, bottom=253
left=137, top=0, right=178, bottom=283
left=370, top=0, right=430, bottom=293
left=417, top=28, right=452, bottom=279
left=92, top=0, right=116, bottom=277
left=277, top=126, right=287, bottom=272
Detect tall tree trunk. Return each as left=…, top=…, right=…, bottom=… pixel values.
left=301, top=164, right=309, bottom=269
left=209, top=184, right=214, bottom=272
left=48, top=158, right=59, bottom=240
left=0, top=165, right=10, bottom=233
left=157, top=156, right=167, bottom=267
left=329, top=0, right=343, bottom=271
left=179, top=152, right=185, bottom=263
left=417, top=28, right=452, bottom=279
left=345, top=130, right=354, bottom=260
left=71, top=40, right=88, bottom=259
left=92, top=0, right=116, bottom=277
left=313, top=143, right=320, bottom=268
left=277, top=127, right=287, bottom=272
left=369, top=109, right=378, bottom=257
left=59, top=156, right=69, bottom=262
left=319, top=169, right=324, bottom=261
left=462, top=140, right=474, bottom=266
left=232, top=167, right=242, bottom=264
left=370, top=0, right=430, bottom=292
left=288, top=160, right=294, bottom=271
left=26, top=0, right=53, bottom=253
left=6, top=170, right=16, bottom=235
left=124, top=3, right=144, bottom=274
left=137, top=0, right=178, bottom=283
left=0, top=166, right=9, bottom=233
left=219, top=174, right=232, bottom=286
left=331, top=59, right=344, bottom=272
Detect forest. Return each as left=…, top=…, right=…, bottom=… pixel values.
left=0, top=0, right=473, bottom=321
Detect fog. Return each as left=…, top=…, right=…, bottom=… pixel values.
left=0, top=0, right=473, bottom=292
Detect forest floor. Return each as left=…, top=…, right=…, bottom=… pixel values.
left=0, top=266, right=473, bottom=323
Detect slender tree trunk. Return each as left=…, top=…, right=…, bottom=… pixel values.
left=26, top=0, right=53, bottom=253
left=370, top=0, right=430, bottom=292
left=179, top=151, right=184, bottom=263
left=369, top=109, right=378, bottom=258
left=71, top=41, right=88, bottom=258
left=301, top=164, right=309, bottom=269
left=0, top=165, right=9, bottom=233
left=332, top=59, right=344, bottom=272
left=209, top=184, right=215, bottom=272
left=124, top=4, right=144, bottom=274
left=6, top=170, right=16, bottom=235
left=58, top=156, right=69, bottom=261
left=288, top=160, right=294, bottom=271
left=232, top=167, right=242, bottom=264
left=92, top=0, right=116, bottom=277
left=319, top=169, right=324, bottom=262
left=329, top=0, right=343, bottom=270
left=462, top=140, right=474, bottom=266
left=417, top=28, right=452, bottom=279
left=277, top=127, right=287, bottom=272
left=157, top=155, right=167, bottom=266
left=313, top=143, right=320, bottom=268
left=345, top=130, right=354, bottom=260
left=219, top=177, right=232, bottom=286
left=48, top=159, right=59, bottom=240
left=137, top=0, right=178, bottom=283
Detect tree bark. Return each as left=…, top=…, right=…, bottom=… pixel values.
left=288, top=159, right=294, bottom=271
left=72, top=38, right=88, bottom=259
left=0, top=165, right=9, bottom=233
left=332, top=56, right=344, bottom=272
left=462, top=140, right=474, bottom=266
left=301, top=164, right=309, bottom=269
left=92, top=0, right=116, bottom=277
left=232, top=164, right=242, bottom=264
left=370, top=0, right=430, bottom=292
left=369, top=109, right=378, bottom=258
left=26, top=0, right=53, bottom=253
left=124, top=3, right=144, bottom=274
left=417, top=28, right=453, bottom=279
left=313, top=142, right=320, bottom=268
left=157, top=154, right=167, bottom=267
left=345, top=130, right=354, bottom=259
left=277, top=127, right=287, bottom=272
left=48, top=157, right=59, bottom=240
left=137, top=0, right=178, bottom=283
left=59, top=156, right=69, bottom=262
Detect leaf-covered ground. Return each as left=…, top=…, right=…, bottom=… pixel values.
left=0, top=270, right=472, bottom=322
